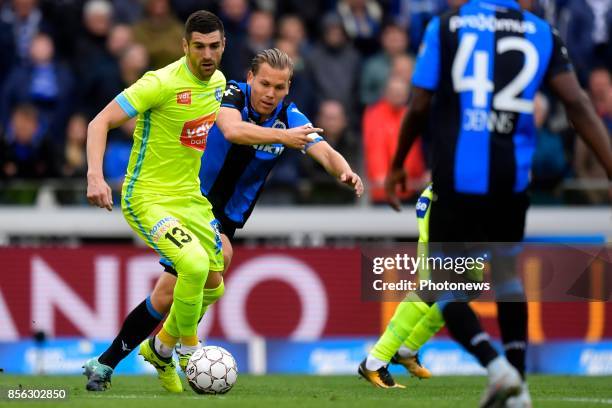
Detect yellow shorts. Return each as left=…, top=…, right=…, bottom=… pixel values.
left=122, top=193, right=224, bottom=272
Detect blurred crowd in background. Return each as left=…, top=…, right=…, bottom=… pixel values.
left=0, top=0, right=610, bottom=206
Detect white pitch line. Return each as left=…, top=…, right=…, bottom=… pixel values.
left=81, top=394, right=228, bottom=400
left=537, top=397, right=612, bottom=405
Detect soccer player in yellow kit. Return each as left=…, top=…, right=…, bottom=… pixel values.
left=86, top=11, right=227, bottom=393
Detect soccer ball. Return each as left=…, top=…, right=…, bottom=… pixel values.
left=186, top=346, right=238, bottom=394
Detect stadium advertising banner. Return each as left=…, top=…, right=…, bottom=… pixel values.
left=0, top=246, right=611, bottom=341
left=0, top=247, right=611, bottom=375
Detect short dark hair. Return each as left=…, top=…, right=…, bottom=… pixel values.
left=250, top=48, right=294, bottom=78
left=185, top=10, right=224, bottom=41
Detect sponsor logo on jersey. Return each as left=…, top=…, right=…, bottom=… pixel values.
left=150, top=216, right=180, bottom=242
left=449, top=14, right=536, bottom=34
left=177, top=90, right=192, bottom=105
left=224, top=84, right=239, bottom=97
left=416, top=197, right=431, bottom=219
left=180, top=112, right=216, bottom=151
left=252, top=143, right=285, bottom=156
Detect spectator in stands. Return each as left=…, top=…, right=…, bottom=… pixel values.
left=106, top=24, right=134, bottom=59
left=389, top=53, right=415, bottom=85
left=61, top=113, right=88, bottom=178
left=111, top=0, right=143, bottom=24
left=0, top=0, right=51, bottom=62
left=276, top=38, right=315, bottom=118
left=0, top=19, right=16, bottom=86
left=588, top=67, right=612, bottom=132
left=360, top=22, right=409, bottom=105
left=306, top=13, right=360, bottom=125
left=0, top=32, right=74, bottom=141
left=170, top=0, right=218, bottom=22
left=299, top=100, right=360, bottom=203
left=81, top=42, right=149, bottom=119
left=229, top=10, right=275, bottom=81
left=531, top=92, right=568, bottom=191
left=389, top=0, right=447, bottom=54
left=104, top=118, right=135, bottom=203
left=73, top=0, right=114, bottom=78
left=363, top=76, right=427, bottom=203
left=276, top=0, right=331, bottom=38
left=278, top=14, right=310, bottom=55
left=219, top=0, right=251, bottom=81
left=336, top=0, right=382, bottom=56
left=574, top=67, right=612, bottom=202
left=0, top=104, right=55, bottom=179
left=132, top=0, right=183, bottom=69
left=557, top=0, right=612, bottom=83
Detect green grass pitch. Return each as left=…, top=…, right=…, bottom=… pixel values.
left=1, top=374, right=611, bottom=407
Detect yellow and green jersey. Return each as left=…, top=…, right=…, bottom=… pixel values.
left=115, top=56, right=226, bottom=197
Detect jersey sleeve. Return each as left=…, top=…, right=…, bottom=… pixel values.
left=220, top=81, right=246, bottom=111
left=412, top=17, right=441, bottom=91
left=286, top=103, right=323, bottom=153
left=115, top=71, right=165, bottom=117
left=545, top=28, right=574, bottom=81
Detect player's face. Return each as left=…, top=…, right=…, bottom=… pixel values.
left=183, top=30, right=225, bottom=80
left=247, top=63, right=291, bottom=116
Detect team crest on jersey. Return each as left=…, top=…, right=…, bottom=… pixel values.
left=180, top=112, right=216, bottom=151
left=272, top=119, right=286, bottom=129
left=177, top=90, right=191, bottom=105
left=215, top=87, right=223, bottom=102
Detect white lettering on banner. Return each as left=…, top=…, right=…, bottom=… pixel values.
left=0, top=289, right=18, bottom=340
left=219, top=255, right=328, bottom=341
left=31, top=256, right=119, bottom=337
left=126, top=255, right=164, bottom=313
left=580, top=349, right=612, bottom=375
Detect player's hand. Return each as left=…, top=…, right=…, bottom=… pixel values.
left=339, top=171, right=364, bottom=197
left=385, top=168, right=408, bottom=212
left=283, top=124, right=323, bottom=150
left=87, top=174, right=113, bottom=211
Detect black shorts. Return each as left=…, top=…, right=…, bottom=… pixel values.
left=425, top=191, right=529, bottom=297
left=161, top=216, right=236, bottom=276
left=429, top=191, right=529, bottom=243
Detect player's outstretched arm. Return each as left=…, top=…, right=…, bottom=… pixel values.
left=307, top=141, right=364, bottom=197
left=86, top=100, right=131, bottom=211
left=385, top=87, right=433, bottom=211
left=217, top=107, right=323, bottom=149
left=548, top=71, right=612, bottom=183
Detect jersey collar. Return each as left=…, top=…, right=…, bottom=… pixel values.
left=473, top=0, right=520, bottom=9
left=182, top=57, right=211, bottom=85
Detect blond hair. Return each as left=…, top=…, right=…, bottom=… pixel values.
left=250, top=48, right=294, bottom=77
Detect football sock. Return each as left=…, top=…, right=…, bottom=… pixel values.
left=98, top=297, right=163, bottom=369
left=403, top=303, right=445, bottom=351
left=397, top=345, right=417, bottom=358
left=179, top=343, right=200, bottom=355
left=199, top=280, right=225, bottom=320
left=154, top=333, right=175, bottom=359
left=497, top=301, right=527, bottom=379
left=370, top=299, right=429, bottom=363
left=365, top=355, right=387, bottom=371
left=172, top=247, right=209, bottom=338
left=440, top=302, right=498, bottom=367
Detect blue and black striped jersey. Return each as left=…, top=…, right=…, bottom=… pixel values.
left=199, top=80, right=323, bottom=229
left=412, top=0, right=573, bottom=196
